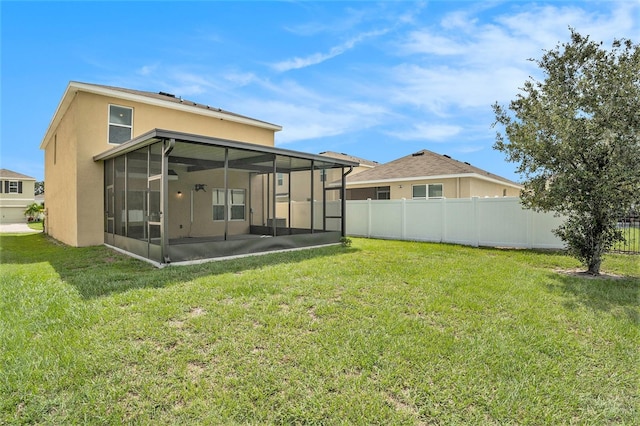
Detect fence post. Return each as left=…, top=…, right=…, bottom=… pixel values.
left=472, top=197, right=479, bottom=247
left=441, top=198, right=447, bottom=243
left=401, top=198, right=406, bottom=240
left=367, top=198, right=372, bottom=238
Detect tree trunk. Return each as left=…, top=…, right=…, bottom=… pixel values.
left=587, top=257, right=601, bottom=275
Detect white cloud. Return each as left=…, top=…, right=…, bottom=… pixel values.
left=386, top=123, right=463, bottom=142
left=137, top=64, right=158, bottom=76
left=390, top=1, right=639, bottom=116
left=271, top=29, right=389, bottom=72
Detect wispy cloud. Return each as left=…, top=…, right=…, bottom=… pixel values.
left=271, top=29, right=389, bottom=72
left=137, top=64, right=158, bottom=76
left=386, top=123, right=463, bottom=142
left=390, top=1, right=639, bottom=118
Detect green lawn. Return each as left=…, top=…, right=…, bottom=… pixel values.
left=1, top=234, right=638, bottom=424
left=26, top=220, right=43, bottom=231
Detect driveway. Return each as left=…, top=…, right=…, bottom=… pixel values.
left=0, top=223, right=41, bottom=233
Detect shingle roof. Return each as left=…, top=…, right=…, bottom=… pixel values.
left=76, top=82, right=281, bottom=129
left=347, top=149, right=520, bottom=187
left=318, top=151, right=379, bottom=167
left=0, top=169, right=36, bottom=180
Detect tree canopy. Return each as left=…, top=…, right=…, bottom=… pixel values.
left=493, top=30, right=640, bottom=274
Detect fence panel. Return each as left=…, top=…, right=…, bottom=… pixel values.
left=404, top=199, right=444, bottom=242
left=477, top=198, right=529, bottom=248
left=346, top=197, right=565, bottom=250
left=443, top=199, right=477, bottom=246
left=370, top=200, right=403, bottom=239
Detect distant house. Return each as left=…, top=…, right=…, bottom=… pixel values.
left=39, top=81, right=356, bottom=265
left=274, top=151, right=378, bottom=202
left=0, top=169, right=36, bottom=223
left=344, top=149, right=522, bottom=200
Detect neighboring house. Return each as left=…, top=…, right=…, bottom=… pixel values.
left=275, top=151, right=378, bottom=202
left=40, top=82, right=356, bottom=265
left=0, top=169, right=36, bottom=224
left=343, top=149, right=522, bottom=200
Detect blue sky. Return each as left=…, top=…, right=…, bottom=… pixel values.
left=2, top=1, right=639, bottom=182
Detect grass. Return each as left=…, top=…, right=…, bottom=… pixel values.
left=26, top=220, right=43, bottom=231
left=1, top=233, right=638, bottom=425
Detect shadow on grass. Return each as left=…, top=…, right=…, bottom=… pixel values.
left=0, top=233, right=358, bottom=300
left=547, top=272, right=639, bottom=323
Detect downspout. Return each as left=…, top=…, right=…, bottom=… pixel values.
left=342, top=166, right=354, bottom=237
left=161, top=138, right=176, bottom=264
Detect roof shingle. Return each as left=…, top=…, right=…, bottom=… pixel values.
left=347, top=149, right=520, bottom=186
left=0, top=169, right=36, bottom=180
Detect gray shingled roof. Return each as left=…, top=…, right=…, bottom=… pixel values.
left=318, top=151, right=379, bottom=167
left=0, top=169, right=36, bottom=180
left=347, top=149, right=520, bottom=186
left=80, top=82, right=281, bottom=129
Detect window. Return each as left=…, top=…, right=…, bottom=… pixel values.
left=412, top=184, right=443, bottom=199
left=376, top=186, right=390, bottom=200
left=277, top=173, right=284, bottom=186
left=213, top=189, right=225, bottom=221
left=213, top=189, right=246, bottom=221
left=108, top=105, right=133, bottom=144
left=8, top=181, right=20, bottom=194
left=320, top=169, right=327, bottom=182
left=428, top=184, right=443, bottom=198
left=412, top=185, right=426, bottom=199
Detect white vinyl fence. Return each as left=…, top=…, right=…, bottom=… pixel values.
left=346, top=197, right=566, bottom=250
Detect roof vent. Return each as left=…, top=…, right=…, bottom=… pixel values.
left=158, top=91, right=176, bottom=98
left=464, top=161, right=471, bottom=165
left=412, top=151, right=425, bottom=157
left=443, top=154, right=451, bottom=159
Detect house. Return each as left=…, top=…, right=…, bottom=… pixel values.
left=343, top=149, right=522, bottom=200
left=40, top=82, right=357, bottom=265
left=0, top=169, right=36, bottom=223
left=274, top=151, right=377, bottom=202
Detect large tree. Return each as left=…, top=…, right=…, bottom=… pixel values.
left=493, top=30, right=640, bottom=275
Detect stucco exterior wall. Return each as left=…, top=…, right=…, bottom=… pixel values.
left=468, top=178, right=521, bottom=198
left=168, top=169, right=251, bottom=239
left=347, top=177, right=521, bottom=200
left=44, top=96, right=79, bottom=245
left=44, top=88, right=278, bottom=247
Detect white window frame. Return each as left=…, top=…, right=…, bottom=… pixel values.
left=213, top=188, right=246, bottom=221
left=108, top=104, right=133, bottom=145
left=8, top=181, right=19, bottom=193
left=277, top=173, right=284, bottom=186
left=412, top=183, right=444, bottom=200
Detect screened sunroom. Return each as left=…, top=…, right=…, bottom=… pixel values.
left=93, top=129, right=357, bottom=266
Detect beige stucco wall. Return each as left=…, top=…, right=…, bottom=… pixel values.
left=468, top=178, right=521, bottom=198
left=44, top=97, right=79, bottom=245
left=44, top=89, right=277, bottom=247
left=168, top=169, right=251, bottom=239
left=278, top=164, right=362, bottom=203
left=347, top=176, right=521, bottom=200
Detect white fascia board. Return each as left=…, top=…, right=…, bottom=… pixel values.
left=348, top=173, right=522, bottom=189
left=40, top=83, right=76, bottom=150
